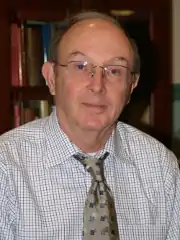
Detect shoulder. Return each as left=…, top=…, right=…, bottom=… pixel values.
left=117, top=121, right=164, bottom=148
left=0, top=117, right=48, bottom=144
left=116, top=122, right=180, bottom=211
left=0, top=117, right=49, bottom=166
left=116, top=121, right=178, bottom=170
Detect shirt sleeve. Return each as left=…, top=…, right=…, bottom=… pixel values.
left=0, top=159, right=16, bottom=240
left=164, top=150, right=180, bottom=239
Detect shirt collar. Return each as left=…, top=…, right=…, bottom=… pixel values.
left=104, top=126, right=133, bottom=165
left=44, top=109, right=133, bottom=168
left=44, top=109, right=78, bottom=168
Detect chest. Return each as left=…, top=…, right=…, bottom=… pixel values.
left=14, top=160, right=167, bottom=239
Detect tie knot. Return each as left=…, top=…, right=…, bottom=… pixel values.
left=74, top=152, right=109, bottom=182
left=83, top=158, right=103, bottom=181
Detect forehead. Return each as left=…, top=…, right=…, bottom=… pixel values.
left=59, top=19, right=133, bottom=65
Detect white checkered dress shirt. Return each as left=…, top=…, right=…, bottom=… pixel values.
left=0, top=109, right=180, bottom=240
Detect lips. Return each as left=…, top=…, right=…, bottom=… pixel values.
left=83, top=102, right=107, bottom=109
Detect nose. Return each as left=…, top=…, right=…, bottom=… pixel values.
left=87, top=67, right=105, bottom=93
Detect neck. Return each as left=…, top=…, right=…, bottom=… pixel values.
left=57, top=112, right=115, bottom=153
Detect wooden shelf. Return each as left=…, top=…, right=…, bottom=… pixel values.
left=14, top=8, right=67, bottom=22
left=11, top=86, right=52, bottom=101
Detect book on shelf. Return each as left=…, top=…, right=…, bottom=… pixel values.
left=13, top=100, right=54, bottom=127
left=11, top=23, right=23, bottom=86
left=11, top=19, right=68, bottom=87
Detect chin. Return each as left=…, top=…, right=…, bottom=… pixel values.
left=78, top=119, right=108, bottom=131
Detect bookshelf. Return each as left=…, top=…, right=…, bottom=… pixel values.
left=10, top=15, right=60, bottom=127
left=11, top=86, right=50, bottom=101
left=0, top=0, right=172, bottom=148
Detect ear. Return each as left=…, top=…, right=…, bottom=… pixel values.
left=130, top=73, right=140, bottom=94
left=42, top=61, right=56, bottom=96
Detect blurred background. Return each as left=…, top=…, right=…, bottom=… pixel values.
left=0, top=0, right=179, bottom=162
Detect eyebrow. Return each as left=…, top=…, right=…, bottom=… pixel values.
left=67, top=51, right=130, bottom=66
left=107, top=56, right=129, bottom=65
left=67, top=51, right=87, bottom=58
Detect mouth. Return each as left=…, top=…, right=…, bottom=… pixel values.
left=82, top=103, right=107, bottom=110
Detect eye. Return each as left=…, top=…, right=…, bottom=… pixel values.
left=108, top=66, right=124, bottom=77
left=73, top=61, right=87, bottom=71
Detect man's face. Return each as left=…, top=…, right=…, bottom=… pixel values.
left=46, top=19, right=138, bottom=133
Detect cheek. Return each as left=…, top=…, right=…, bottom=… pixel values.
left=54, top=77, right=69, bottom=108
left=55, top=79, right=81, bottom=108
left=109, top=83, right=130, bottom=110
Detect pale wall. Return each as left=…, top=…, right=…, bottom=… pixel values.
left=173, top=0, right=180, bottom=84
left=172, top=0, right=180, bottom=159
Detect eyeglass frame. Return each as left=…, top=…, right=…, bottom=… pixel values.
left=53, top=60, right=137, bottom=81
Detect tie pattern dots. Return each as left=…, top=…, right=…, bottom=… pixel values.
left=74, top=152, right=119, bottom=240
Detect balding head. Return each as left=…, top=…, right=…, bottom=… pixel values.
left=49, top=11, right=140, bottom=74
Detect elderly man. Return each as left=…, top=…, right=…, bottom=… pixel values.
left=0, top=11, right=179, bottom=240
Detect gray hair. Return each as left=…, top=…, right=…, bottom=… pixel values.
left=49, top=11, right=141, bottom=74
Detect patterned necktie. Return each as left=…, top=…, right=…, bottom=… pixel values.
left=74, top=152, right=119, bottom=239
